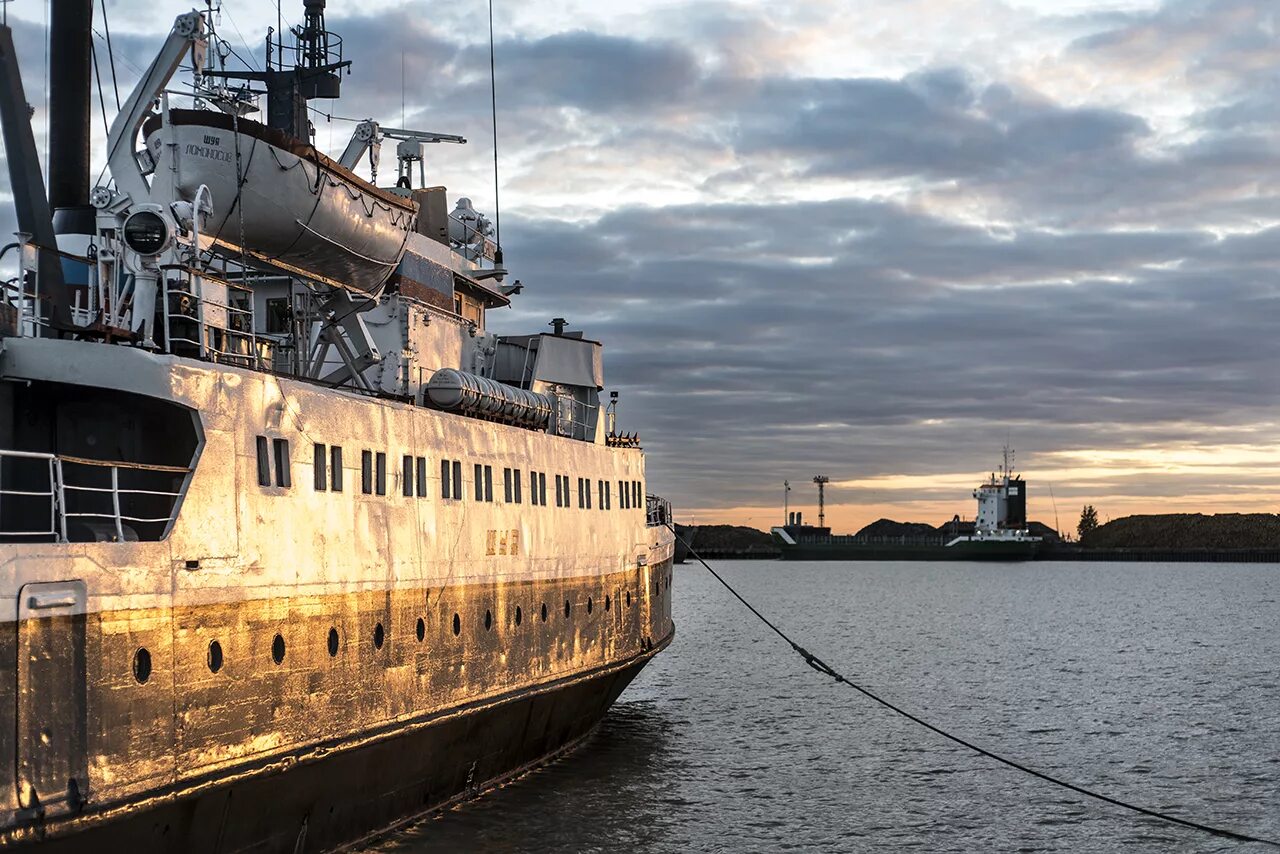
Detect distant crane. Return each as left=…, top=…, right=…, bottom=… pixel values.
left=813, top=475, right=830, bottom=528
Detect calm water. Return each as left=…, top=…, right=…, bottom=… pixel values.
left=369, top=561, right=1280, bottom=853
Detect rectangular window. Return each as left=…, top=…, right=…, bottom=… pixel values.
left=256, top=436, right=271, bottom=486
left=403, top=455, right=414, bottom=497
left=475, top=463, right=485, bottom=501
left=484, top=465, right=494, bottom=502
left=314, top=443, right=327, bottom=491
left=618, top=480, right=626, bottom=509
left=376, top=452, right=387, bottom=496
left=452, top=460, right=462, bottom=499
left=331, top=446, right=343, bottom=492
left=605, top=480, right=611, bottom=510
left=441, top=459, right=451, bottom=498
left=529, top=470, right=538, bottom=506
left=272, top=438, right=291, bottom=488
left=265, top=297, right=290, bottom=334
left=539, top=472, right=547, bottom=507
left=597, top=479, right=604, bottom=509
left=416, top=457, right=427, bottom=497
left=513, top=469, right=522, bottom=504
left=586, top=478, right=592, bottom=509
left=554, top=475, right=563, bottom=508
left=635, top=480, right=642, bottom=507
left=362, top=450, right=374, bottom=494
left=576, top=477, right=583, bottom=509
left=504, top=468, right=513, bottom=502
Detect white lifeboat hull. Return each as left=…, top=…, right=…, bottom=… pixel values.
left=146, top=111, right=416, bottom=294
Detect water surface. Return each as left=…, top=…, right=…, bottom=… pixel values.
left=370, top=561, right=1280, bottom=852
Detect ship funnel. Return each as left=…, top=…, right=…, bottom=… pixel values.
left=48, top=0, right=93, bottom=210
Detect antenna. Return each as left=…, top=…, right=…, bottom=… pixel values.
left=1048, top=484, right=1061, bottom=539
left=813, top=476, right=830, bottom=528
left=487, top=0, right=501, bottom=255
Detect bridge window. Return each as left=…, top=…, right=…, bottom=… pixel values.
left=330, top=446, right=344, bottom=492
left=256, top=436, right=271, bottom=486
left=375, top=452, right=387, bottom=495
left=314, top=443, right=327, bottom=491
left=538, top=472, right=547, bottom=506
left=272, top=438, right=291, bottom=488
left=441, top=459, right=464, bottom=500
left=362, top=451, right=374, bottom=494
left=416, top=457, right=427, bottom=497
left=403, top=455, right=414, bottom=497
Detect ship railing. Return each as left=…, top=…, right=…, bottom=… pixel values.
left=553, top=394, right=599, bottom=441
left=163, top=267, right=269, bottom=370
left=802, top=534, right=948, bottom=546
left=449, top=214, right=500, bottom=263
left=57, top=456, right=190, bottom=542
left=0, top=450, right=61, bottom=540
left=1, top=241, right=99, bottom=338
left=0, top=449, right=189, bottom=543
left=646, top=494, right=672, bottom=528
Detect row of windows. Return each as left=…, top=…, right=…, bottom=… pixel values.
left=127, top=567, right=675, bottom=685
left=256, top=436, right=644, bottom=509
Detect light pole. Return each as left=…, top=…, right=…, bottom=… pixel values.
left=813, top=475, right=829, bottom=528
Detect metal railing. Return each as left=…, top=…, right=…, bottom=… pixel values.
left=646, top=494, right=672, bottom=529
left=0, top=450, right=61, bottom=538
left=0, top=449, right=188, bottom=543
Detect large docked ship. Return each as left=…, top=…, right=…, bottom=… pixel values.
left=0, top=3, right=674, bottom=850
left=772, top=449, right=1043, bottom=560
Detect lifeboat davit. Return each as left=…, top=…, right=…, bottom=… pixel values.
left=144, top=109, right=416, bottom=294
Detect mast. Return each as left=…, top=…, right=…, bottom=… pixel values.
left=813, top=475, right=829, bottom=528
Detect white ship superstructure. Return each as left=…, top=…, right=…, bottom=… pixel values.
left=949, top=446, right=1041, bottom=547
left=0, top=3, right=673, bottom=850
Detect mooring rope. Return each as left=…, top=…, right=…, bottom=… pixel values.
left=666, top=524, right=1280, bottom=848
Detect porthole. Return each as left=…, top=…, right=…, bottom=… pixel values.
left=328, top=627, right=340, bottom=657
left=484, top=609, right=492, bottom=631
left=374, top=622, right=385, bottom=649
left=272, top=633, right=286, bottom=665
left=587, top=597, right=593, bottom=615
left=564, top=599, right=571, bottom=618
left=207, top=640, right=223, bottom=673
left=540, top=603, right=548, bottom=622
left=133, top=647, right=152, bottom=684
left=416, top=617, right=426, bottom=642
left=515, top=606, right=523, bottom=627
left=453, top=613, right=461, bottom=636
left=606, top=594, right=611, bottom=611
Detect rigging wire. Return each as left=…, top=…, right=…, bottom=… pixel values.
left=90, top=30, right=111, bottom=142
left=668, top=525, right=1280, bottom=849
left=99, top=0, right=121, bottom=110
left=488, top=0, right=501, bottom=250
left=220, top=5, right=261, bottom=71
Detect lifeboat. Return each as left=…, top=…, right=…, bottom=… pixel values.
left=144, top=110, right=416, bottom=294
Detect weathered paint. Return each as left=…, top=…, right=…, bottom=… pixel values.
left=0, top=336, right=675, bottom=849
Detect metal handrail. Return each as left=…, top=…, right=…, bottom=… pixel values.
left=645, top=493, right=672, bottom=528
left=0, top=450, right=189, bottom=542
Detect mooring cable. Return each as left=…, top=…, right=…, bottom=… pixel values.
left=666, top=524, right=1280, bottom=848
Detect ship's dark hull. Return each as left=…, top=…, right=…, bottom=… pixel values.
left=13, top=631, right=669, bottom=853
left=777, top=540, right=1040, bottom=561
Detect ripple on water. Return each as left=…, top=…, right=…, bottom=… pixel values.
left=368, top=561, right=1280, bottom=853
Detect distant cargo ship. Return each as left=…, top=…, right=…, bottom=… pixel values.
left=772, top=448, right=1043, bottom=561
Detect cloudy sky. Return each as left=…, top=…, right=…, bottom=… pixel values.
left=4, top=0, right=1280, bottom=532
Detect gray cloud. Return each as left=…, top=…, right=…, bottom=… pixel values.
left=6, top=0, right=1280, bottom=523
